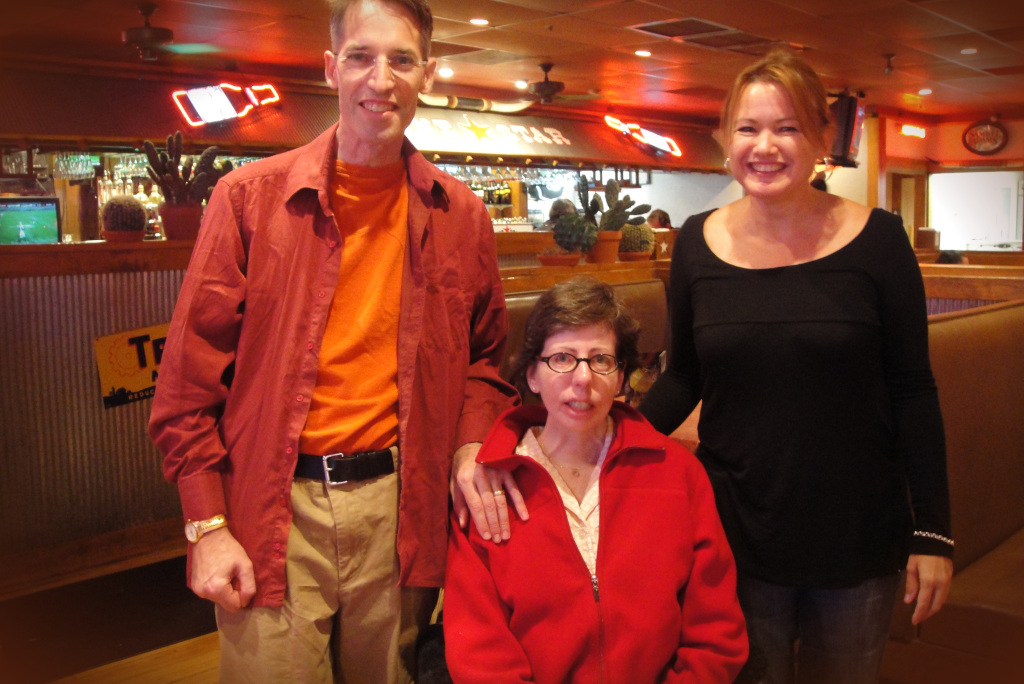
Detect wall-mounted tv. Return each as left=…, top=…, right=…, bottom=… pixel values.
left=0, top=196, right=62, bottom=245
left=829, top=94, right=866, bottom=168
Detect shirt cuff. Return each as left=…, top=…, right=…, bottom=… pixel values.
left=177, top=469, right=228, bottom=522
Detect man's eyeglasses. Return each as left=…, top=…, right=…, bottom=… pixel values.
left=338, top=51, right=427, bottom=76
left=538, top=352, right=622, bottom=375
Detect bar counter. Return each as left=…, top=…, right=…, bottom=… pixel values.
left=0, top=240, right=195, bottom=279
left=2, top=239, right=192, bottom=596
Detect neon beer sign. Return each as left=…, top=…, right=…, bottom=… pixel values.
left=172, top=83, right=281, bottom=127
left=604, top=115, right=681, bottom=157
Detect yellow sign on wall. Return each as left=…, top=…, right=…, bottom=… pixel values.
left=93, top=323, right=170, bottom=408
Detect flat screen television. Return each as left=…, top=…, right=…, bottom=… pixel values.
left=0, top=196, right=62, bottom=245
left=829, top=94, right=865, bottom=168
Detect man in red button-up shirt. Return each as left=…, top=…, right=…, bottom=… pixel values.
left=149, top=1, right=518, bottom=681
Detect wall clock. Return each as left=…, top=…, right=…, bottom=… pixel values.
left=962, top=120, right=1008, bottom=155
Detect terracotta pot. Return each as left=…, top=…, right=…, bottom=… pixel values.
left=618, top=251, right=653, bottom=261
left=101, top=229, right=144, bottom=243
left=585, top=230, right=622, bottom=263
left=159, top=202, right=204, bottom=241
left=537, top=252, right=582, bottom=267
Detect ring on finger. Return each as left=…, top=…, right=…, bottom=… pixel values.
left=493, top=489, right=505, bottom=496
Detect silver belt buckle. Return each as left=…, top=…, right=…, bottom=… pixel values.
left=322, top=453, right=349, bottom=486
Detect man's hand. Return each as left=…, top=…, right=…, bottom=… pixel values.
left=190, top=527, right=256, bottom=612
left=904, top=553, right=953, bottom=625
left=450, top=442, right=528, bottom=543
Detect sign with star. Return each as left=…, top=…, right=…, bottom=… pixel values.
left=405, top=108, right=723, bottom=170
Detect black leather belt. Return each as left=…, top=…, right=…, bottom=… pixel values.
left=294, top=449, right=395, bottom=485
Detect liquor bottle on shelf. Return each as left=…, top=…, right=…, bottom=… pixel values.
left=102, top=172, right=113, bottom=204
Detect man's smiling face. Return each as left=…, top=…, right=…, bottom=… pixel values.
left=324, top=0, right=435, bottom=166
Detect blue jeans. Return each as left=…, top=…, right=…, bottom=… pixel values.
left=734, top=572, right=901, bottom=684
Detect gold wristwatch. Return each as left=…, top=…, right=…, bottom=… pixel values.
left=184, top=514, right=227, bottom=543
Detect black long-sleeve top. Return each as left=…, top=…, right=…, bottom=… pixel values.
left=640, top=209, right=953, bottom=587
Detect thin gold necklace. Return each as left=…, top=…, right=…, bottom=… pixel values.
left=537, top=418, right=612, bottom=479
left=551, top=459, right=588, bottom=479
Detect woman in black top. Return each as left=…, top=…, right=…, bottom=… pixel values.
left=639, top=49, right=953, bottom=684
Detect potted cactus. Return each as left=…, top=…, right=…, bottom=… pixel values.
left=538, top=212, right=598, bottom=266
left=143, top=131, right=232, bottom=240
left=618, top=221, right=656, bottom=260
left=577, top=177, right=651, bottom=263
left=100, top=195, right=148, bottom=242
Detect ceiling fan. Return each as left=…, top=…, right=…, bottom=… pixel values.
left=526, top=63, right=602, bottom=106
left=122, top=2, right=174, bottom=61
left=528, top=63, right=564, bottom=104
left=122, top=2, right=220, bottom=62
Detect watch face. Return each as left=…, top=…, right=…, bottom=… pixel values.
left=185, top=521, right=198, bottom=543
left=963, top=120, right=1008, bottom=155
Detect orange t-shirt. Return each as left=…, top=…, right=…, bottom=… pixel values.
left=298, top=159, right=408, bottom=455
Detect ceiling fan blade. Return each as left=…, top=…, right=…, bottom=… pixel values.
left=163, top=43, right=221, bottom=56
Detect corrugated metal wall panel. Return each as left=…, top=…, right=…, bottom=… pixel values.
left=0, top=271, right=186, bottom=553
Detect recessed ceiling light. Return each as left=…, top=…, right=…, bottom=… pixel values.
left=515, top=80, right=528, bottom=89
left=635, top=50, right=652, bottom=57
left=438, top=67, right=454, bottom=78
left=470, top=18, right=489, bottom=26
left=918, top=88, right=932, bottom=95
left=961, top=48, right=978, bottom=55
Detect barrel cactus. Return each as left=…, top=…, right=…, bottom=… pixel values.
left=619, top=221, right=655, bottom=253
left=102, top=195, right=147, bottom=232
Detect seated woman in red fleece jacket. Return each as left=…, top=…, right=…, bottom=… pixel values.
left=444, top=276, right=747, bottom=684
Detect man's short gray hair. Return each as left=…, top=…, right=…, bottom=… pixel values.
left=327, top=0, right=434, bottom=58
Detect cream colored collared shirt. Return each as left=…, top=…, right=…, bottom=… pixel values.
left=515, top=425, right=613, bottom=575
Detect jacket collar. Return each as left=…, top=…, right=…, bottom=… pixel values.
left=477, top=401, right=666, bottom=471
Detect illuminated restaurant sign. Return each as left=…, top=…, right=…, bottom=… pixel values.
left=172, top=83, right=281, bottom=127
left=604, top=115, right=682, bottom=157
left=403, top=107, right=721, bottom=168
left=407, top=113, right=572, bottom=153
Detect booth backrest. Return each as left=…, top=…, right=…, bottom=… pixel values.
left=501, top=279, right=667, bottom=382
left=928, top=300, right=1024, bottom=569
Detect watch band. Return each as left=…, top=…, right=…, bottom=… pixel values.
left=185, top=514, right=227, bottom=543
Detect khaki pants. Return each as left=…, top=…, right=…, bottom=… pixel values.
left=217, top=467, right=438, bottom=684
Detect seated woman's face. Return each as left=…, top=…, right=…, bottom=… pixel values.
left=526, top=322, right=622, bottom=441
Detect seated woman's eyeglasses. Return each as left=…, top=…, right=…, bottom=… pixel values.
left=339, top=51, right=427, bottom=75
left=539, top=352, right=621, bottom=375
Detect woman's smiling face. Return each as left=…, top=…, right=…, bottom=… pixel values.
left=727, top=81, right=821, bottom=201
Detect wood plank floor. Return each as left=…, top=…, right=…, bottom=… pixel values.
left=53, top=633, right=218, bottom=684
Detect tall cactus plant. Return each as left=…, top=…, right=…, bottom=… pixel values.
left=143, top=131, right=232, bottom=205
left=577, top=176, right=651, bottom=231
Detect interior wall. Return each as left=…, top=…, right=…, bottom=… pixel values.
left=637, top=171, right=742, bottom=227
left=884, top=116, right=1024, bottom=163
left=826, top=141, right=869, bottom=205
